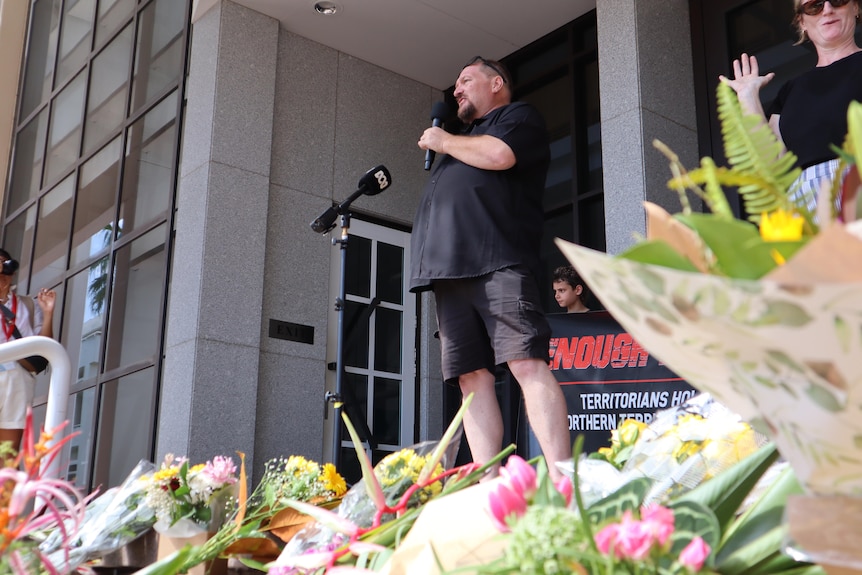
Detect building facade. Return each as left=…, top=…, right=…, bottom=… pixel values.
left=0, top=0, right=805, bottom=488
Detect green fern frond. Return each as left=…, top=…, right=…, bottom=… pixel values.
left=716, top=82, right=804, bottom=221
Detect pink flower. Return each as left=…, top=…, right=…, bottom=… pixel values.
left=487, top=481, right=528, bottom=532
left=679, top=536, right=711, bottom=571
left=615, top=510, right=655, bottom=560
left=595, top=522, right=622, bottom=556
left=641, top=504, right=675, bottom=546
left=555, top=476, right=573, bottom=506
left=499, top=455, right=537, bottom=499
left=202, top=456, right=237, bottom=485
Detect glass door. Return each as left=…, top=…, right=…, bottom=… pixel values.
left=323, top=218, right=416, bottom=481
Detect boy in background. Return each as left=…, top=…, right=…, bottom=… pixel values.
left=552, top=265, right=590, bottom=313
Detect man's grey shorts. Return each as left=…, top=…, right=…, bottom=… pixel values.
left=433, top=265, right=551, bottom=384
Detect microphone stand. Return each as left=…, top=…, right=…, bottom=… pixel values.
left=325, top=210, right=351, bottom=470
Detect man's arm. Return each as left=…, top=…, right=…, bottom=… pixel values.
left=418, top=127, right=516, bottom=171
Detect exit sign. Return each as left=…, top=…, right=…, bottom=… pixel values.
left=268, top=319, right=314, bottom=344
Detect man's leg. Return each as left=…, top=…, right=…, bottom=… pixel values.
left=508, top=357, right=571, bottom=481
left=458, top=368, right=504, bottom=471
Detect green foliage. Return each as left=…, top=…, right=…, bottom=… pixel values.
left=662, top=83, right=814, bottom=231
left=715, top=82, right=803, bottom=225
left=618, top=241, right=702, bottom=272
left=586, top=477, right=651, bottom=526
left=674, top=443, right=779, bottom=535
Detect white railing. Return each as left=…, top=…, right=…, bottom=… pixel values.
left=0, top=336, right=71, bottom=479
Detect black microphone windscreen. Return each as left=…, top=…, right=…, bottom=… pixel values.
left=430, top=101, right=450, bottom=122
left=358, top=165, right=391, bottom=196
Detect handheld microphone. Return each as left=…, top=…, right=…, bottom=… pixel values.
left=424, top=101, right=450, bottom=171
left=310, top=165, right=392, bottom=233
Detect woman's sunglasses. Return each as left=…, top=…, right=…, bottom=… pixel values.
left=797, top=0, right=852, bottom=16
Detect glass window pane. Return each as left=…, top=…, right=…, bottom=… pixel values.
left=1, top=206, right=37, bottom=296
left=376, top=242, right=402, bottom=305
left=120, top=91, right=177, bottom=236
left=521, top=74, right=572, bottom=212
left=62, top=388, right=97, bottom=489
left=96, top=0, right=136, bottom=45
left=374, top=307, right=402, bottom=374
left=84, top=23, right=133, bottom=152
left=45, top=72, right=87, bottom=185
left=344, top=301, right=370, bottom=369
left=19, top=0, right=61, bottom=119
left=9, top=109, right=49, bottom=212
left=71, top=138, right=121, bottom=267
left=583, top=59, right=603, bottom=193
left=579, top=195, right=606, bottom=252
left=93, top=368, right=156, bottom=487
left=130, top=0, right=186, bottom=113
left=346, top=235, right=371, bottom=298
left=62, top=258, right=109, bottom=383
left=339, top=372, right=368, bottom=441
left=31, top=175, right=74, bottom=291
left=56, top=0, right=96, bottom=86
left=373, top=377, right=401, bottom=445
left=104, top=224, right=166, bottom=371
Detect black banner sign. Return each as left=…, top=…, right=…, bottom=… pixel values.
left=546, top=311, right=696, bottom=453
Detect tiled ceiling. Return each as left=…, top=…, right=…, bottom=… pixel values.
left=231, top=0, right=595, bottom=89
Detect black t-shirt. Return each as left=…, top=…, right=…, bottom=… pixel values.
left=767, top=50, right=862, bottom=169
left=409, top=102, right=551, bottom=292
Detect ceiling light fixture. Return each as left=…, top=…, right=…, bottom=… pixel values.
left=313, top=1, right=339, bottom=15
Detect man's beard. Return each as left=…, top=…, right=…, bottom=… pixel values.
left=457, top=100, right=476, bottom=123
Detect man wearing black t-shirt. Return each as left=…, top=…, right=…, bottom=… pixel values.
left=411, top=57, right=570, bottom=480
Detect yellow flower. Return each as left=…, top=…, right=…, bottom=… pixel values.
left=152, top=467, right=179, bottom=482
left=322, top=463, right=347, bottom=496
left=617, top=419, right=647, bottom=446
left=759, top=209, right=803, bottom=242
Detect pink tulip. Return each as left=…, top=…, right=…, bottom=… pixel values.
left=595, top=522, right=622, bottom=556
left=487, top=481, right=528, bottom=532
left=499, top=455, right=537, bottom=499
left=641, top=504, right=675, bottom=546
left=555, top=476, right=573, bottom=506
left=679, top=536, right=711, bottom=571
left=615, top=510, right=655, bottom=560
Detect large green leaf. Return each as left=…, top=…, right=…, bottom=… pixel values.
left=667, top=499, right=721, bottom=562
left=617, top=240, right=702, bottom=272
left=673, top=443, right=778, bottom=532
left=675, top=213, right=776, bottom=278
left=716, top=466, right=805, bottom=574
left=586, top=477, right=651, bottom=525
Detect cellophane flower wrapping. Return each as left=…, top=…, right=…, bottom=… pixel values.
left=278, top=437, right=457, bottom=560
left=561, top=393, right=767, bottom=506
left=38, top=459, right=157, bottom=573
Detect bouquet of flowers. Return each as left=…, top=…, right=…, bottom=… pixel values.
left=38, top=459, right=156, bottom=573
left=0, top=411, right=87, bottom=575
left=576, top=393, right=765, bottom=505
left=266, top=397, right=486, bottom=574
left=142, top=453, right=238, bottom=536
left=555, top=85, right=862, bottom=496
left=257, top=455, right=347, bottom=543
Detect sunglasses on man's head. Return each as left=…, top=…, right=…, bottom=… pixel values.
left=464, top=56, right=509, bottom=84
left=797, top=0, right=852, bottom=16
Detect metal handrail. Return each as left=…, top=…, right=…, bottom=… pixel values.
left=0, top=336, right=71, bottom=479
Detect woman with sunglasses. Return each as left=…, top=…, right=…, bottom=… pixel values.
left=720, top=0, right=861, bottom=211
